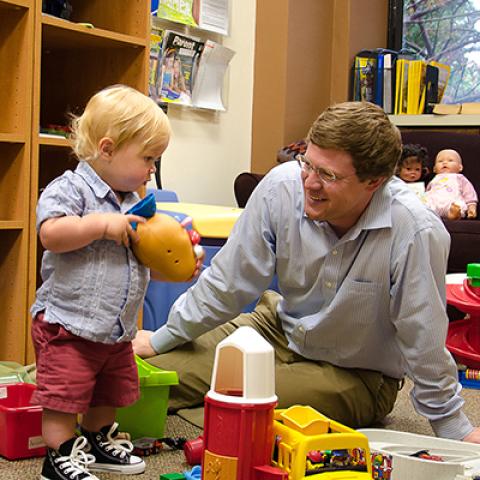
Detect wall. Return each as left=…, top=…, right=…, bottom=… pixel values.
left=160, top=0, right=388, bottom=205
left=251, top=0, right=388, bottom=174
left=159, top=0, right=257, bottom=207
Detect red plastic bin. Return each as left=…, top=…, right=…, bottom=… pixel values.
left=0, top=383, right=46, bottom=459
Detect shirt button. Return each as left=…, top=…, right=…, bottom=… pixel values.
left=325, top=281, right=332, bottom=288
left=332, top=249, right=338, bottom=255
left=298, top=326, right=305, bottom=333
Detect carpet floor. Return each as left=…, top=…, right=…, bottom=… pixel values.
left=1, top=378, right=479, bottom=479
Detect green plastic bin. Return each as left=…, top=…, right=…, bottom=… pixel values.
left=116, top=356, right=178, bottom=440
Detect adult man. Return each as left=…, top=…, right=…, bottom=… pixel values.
left=134, top=101, right=480, bottom=442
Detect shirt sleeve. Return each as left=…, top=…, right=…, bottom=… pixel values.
left=151, top=175, right=279, bottom=353
left=36, top=173, right=85, bottom=230
left=459, top=175, right=478, bottom=205
left=390, top=222, right=473, bottom=439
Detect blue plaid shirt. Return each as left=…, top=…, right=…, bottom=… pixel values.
left=31, top=161, right=149, bottom=344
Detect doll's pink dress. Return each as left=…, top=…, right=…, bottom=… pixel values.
left=425, top=173, right=478, bottom=218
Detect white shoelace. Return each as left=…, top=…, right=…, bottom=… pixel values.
left=100, top=422, right=134, bottom=459
left=54, top=436, right=96, bottom=477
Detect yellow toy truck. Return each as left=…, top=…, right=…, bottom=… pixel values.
left=271, top=405, right=373, bottom=479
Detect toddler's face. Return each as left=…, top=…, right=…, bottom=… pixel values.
left=399, top=157, right=422, bottom=182
left=434, top=150, right=463, bottom=174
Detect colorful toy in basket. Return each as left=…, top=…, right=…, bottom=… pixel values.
left=446, top=263, right=480, bottom=368
left=127, top=193, right=203, bottom=282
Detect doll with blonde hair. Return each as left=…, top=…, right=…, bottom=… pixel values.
left=425, top=149, right=478, bottom=220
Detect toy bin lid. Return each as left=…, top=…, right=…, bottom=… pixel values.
left=135, top=355, right=178, bottom=387
left=157, top=202, right=242, bottom=239
left=207, top=326, right=277, bottom=404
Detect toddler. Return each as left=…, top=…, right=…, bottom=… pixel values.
left=425, top=149, right=477, bottom=220
left=396, top=143, right=429, bottom=183
left=31, top=85, right=171, bottom=480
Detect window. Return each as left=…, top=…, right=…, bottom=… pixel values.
left=388, top=0, right=480, bottom=104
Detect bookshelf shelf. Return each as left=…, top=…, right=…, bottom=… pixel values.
left=389, top=114, right=480, bottom=127
left=0, top=0, right=31, bottom=9
left=0, top=221, right=24, bottom=230
left=38, top=135, right=71, bottom=147
left=0, top=133, right=27, bottom=143
left=42, top=15, right=147, bottom=49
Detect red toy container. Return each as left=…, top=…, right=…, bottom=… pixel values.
left=203, top=394, right=277, bottom=479
left=0, top=383, right=46, bottom=459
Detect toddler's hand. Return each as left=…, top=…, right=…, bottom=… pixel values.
left=100, top=213, right=146, bottom=247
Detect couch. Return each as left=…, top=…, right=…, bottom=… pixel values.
left=234, top=130, right=480, bottom=274
left=400, top=130, right=480, bottom=274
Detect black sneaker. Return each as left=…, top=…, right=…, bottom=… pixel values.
left=41, top=436, right=99, bottom=480
left=81, top=422, right=145, bottom=475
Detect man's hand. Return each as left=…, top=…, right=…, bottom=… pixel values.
left=133, top=329, right=157, bottom=358
left=464, top=427, right=480, bottom=443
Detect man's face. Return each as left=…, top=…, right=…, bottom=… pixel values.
left=300, top=144, right=383, bottom=236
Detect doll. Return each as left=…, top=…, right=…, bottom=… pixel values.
left=396, top=143, right=429, bottom=183
left=425, top=149, right=478, bottom=220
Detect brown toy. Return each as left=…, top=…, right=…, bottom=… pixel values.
left=132, top=213, right=201, bottom=282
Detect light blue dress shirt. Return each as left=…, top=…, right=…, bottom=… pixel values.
left=151, top=161, right=472, bottom=440
left=31, top=161, right=149, bottom=344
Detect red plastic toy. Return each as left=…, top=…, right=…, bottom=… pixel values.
left=446, top=264, right=480, bottom=368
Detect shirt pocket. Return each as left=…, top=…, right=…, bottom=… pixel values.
left=333, top=277, right=383, bottom=359
left=304, top=278, right=382, bottom=361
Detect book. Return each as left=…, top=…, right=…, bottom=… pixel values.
left=460, top=103, right=480, bottom=114
left=375, top=52, right=384, bottom=107
left=423, top=64, right=439, bottom=113
left=432, top=103, right=461, bottom=115
left=191, top=39, right=235, bottom=110
left=159, top=31, right=204, bottom=106
left=429, top=61, right=450, bottom=103
left=353, top=54, right=377, bottom=103
left=383, top=53, right=395, bottom=114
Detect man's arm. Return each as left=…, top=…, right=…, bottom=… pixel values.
left=391, top=222, right=474, bottom=440
left=134, top=175, right=279, bottom=357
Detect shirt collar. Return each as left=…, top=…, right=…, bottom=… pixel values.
left=333, top=177, right=394, bottom=243
left=76, top=161, right=112, bottom=199
left=75, top=161, right=139, bottom=210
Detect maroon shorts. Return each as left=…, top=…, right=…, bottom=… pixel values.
left=31, top=314, right=139, bottom=414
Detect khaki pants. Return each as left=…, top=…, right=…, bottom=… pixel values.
left=147, top=291, right=400, bottom=428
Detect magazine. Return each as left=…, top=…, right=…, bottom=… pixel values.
left=152, top=0, right=229, bottom=35
left=191, top=39, right=234, bottom=110
left=159, top=31, right=204, bottom=106
left=149, top=26, right=164, bottom=101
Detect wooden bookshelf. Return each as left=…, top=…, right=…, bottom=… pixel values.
left=0, top=0, right=151, bottom=364
left=0, top=0, right=34, bottom=363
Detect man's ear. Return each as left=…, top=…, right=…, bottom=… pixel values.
left=366, top=177, right=386, bottom=192
left=98, top=137, right=114, bottom=159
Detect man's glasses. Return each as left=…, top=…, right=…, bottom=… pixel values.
left=296, top=154, right=343, bottom=183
